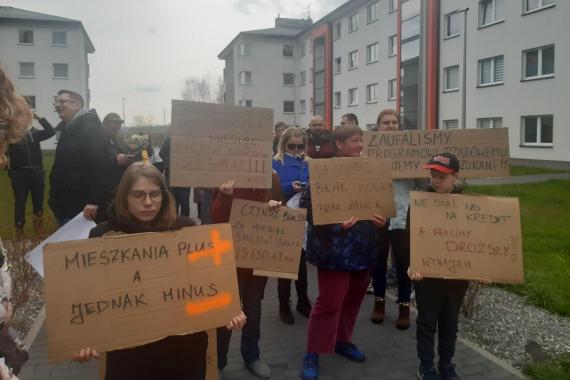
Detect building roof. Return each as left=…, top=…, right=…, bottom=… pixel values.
left=218, top=17, right=313, bottom=58
left=0, top=6, right=95, bottom=53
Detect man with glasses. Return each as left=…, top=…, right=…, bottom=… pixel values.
left=49, top=89, right=112, bottom=226
left=306, top=115, right=334, bottom=159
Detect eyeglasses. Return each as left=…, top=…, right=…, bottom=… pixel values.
left=287, top=143, right=305, bottom=150
left=128, top=189, right=164, bottom=202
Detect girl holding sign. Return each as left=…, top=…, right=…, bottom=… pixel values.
left=73, top=163, right=246, bottom=380
left=299, top=125, right=387, bottom=380
left=272, top=127, right=312, bottom=325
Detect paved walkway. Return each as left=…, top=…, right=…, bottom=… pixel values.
left=20, top=266, right=524, bottom=380
left=466, top=172, right=570, bottom=186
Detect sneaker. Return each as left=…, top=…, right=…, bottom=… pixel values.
left=279, top=301, right=295, bottom=325
left=417, top=365, right=438, bottom=380
left=366, top=280, right=374, bottom=294
left=296, top=297, right=312, bottom=318
left=245, top=359, right=271, bottom=379
left=334, top=342, right=366, bottom=362
left=370, top=297, right=385, bottom=324
left=439, top=363, right=461, bottom=380
left=396, top=304, right=410, bottom=330
left=300, top=352, right=319, bottom=380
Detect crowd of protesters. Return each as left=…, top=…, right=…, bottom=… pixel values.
left=1, top=63, right=470, bottom=380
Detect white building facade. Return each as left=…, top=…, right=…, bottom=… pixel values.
left=220, top=0, right=569, bottom=165
left=0, top=6, right=95, bottom=150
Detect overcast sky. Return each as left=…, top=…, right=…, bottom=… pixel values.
left=1, top=0, right=345, bottom=126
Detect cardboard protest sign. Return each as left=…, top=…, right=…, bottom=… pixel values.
left=308, top=157, right=396, bottom=225
left=363, top=128, right=510, bottom=179
left=170, top=100, right=273, bottom=188
left=409, top=191, right=523, bottom=283
left=44, top=224, right=240, bottom=362
left=230, top=199, right=307, bottom=279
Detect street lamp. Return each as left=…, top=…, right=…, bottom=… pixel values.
left=451, top=7, right=469, bottom=129
left=122, top=97, right=127, bottom=127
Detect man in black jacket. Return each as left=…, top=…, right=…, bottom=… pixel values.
left=7, top=113, right=55, bottom=233
left=49, top=90, right=112, bottom=226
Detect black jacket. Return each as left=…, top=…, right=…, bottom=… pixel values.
left=7, top=118, right=55, bottom=170
left=49, top=109, right=113, bottom=219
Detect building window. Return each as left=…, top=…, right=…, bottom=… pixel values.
left=443, top=119, right=459, bottom=129
left=367, top=1, right=379, bottom=23
left=299, top=42, right=306, bottom=58
left=283, top=100, right=295, bottom=113
left=523, top=45, right=554, bottom=80
left=478, top=55, right=504, bottom=86
left=283, top=73, right=295, bottom=86
left=477, top=117, right=503, bottom=128
left=348, top=88, right=358, bottom=106
left=367, top=43, right=379, bottom=64
left=335, top=57, right=342, bottom=74
left=299, top=71, right=306, bottom=86
left=19, top=62, right=35, bottom=78
left=23, top=95, right=36, bottom=109
left=479, top=0, right=504, bottom=27
left=389, top=0, right=398, bottom=13
left=388, top=34, right=397, bottom=57
left=348, top=50, right=359, bottom=69
left=53, top=63, right=69, bottom=78
left=443, top=65, right=459, bottom=91
left=239, top=43, right=251, bottom=55
left=388, top=79, right=397, bottom=100
left=238, top=99, right=253, bottom=107
left=18, top=30, right=34, bottom=44
left=52, top=31, right=68, bottom=46
left=522, top=115, right=553, bottom=146
left=349, top=12, right=359, bottom=33
left=523, top=0, right=555, bottom=14
left=283, top=44, right=294, bottom=58
left=444, top=12, right=461, bottom=38
left=239, top=71, right=252, bottom=85
left=300, top=99, right=306, bottom=113
left=334, top=22, right=341, bottom=40
left=334, top=91, right=341, bottom=108
left=366, top=83, right=378, bottom=103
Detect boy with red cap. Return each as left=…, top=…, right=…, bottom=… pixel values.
left=408, top=152, right=468, bottom=380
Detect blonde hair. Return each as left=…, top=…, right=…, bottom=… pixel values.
left=114, top=162, right=177, bottom=229
left=0, top=66, right=33, bottom=168
left=273, top=126, right=307, bottom=162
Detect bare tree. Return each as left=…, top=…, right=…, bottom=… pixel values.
left=132, top=114, right=155, bottom=127
left=181, top=76, right=211, bottom=102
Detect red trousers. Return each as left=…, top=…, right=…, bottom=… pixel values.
left=307, top=268, right=370, bottom=353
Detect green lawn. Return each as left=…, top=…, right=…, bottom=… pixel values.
left=510, top=165, right=566, bottom=176
left=0, top=152, right=56, bottom=238
left=524, top=354, right=570, bottom=380
left=466, top=180, right=570, bottom=317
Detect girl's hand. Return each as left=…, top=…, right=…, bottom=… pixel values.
left=268, top=200, right=282, bottom=208
left=73, top=347, right=100, bottom=363
left=407, top=267, right=423, bottom=281
left=226, top=311, right=247, bottom=330
left=371, top=214, right=387, bottom=229
left=219, top=180, right=235, bottom=196
left=340, top=216, right=358, bottom=230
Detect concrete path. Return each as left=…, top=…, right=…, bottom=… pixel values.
left=20, top=266, right=524, bottom=380
left=466, top=172, right=570, bottom=186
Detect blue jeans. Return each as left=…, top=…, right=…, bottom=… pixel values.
left=217, top=268, right=268, bottom=369
left=372, top=228, right=412, bottom=303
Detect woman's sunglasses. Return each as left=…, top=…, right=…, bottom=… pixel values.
left=287, top=143, right=305, bottom=150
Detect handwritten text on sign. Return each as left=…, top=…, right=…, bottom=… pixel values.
left=308, top=158, right=396, bottom=225
left=363, top=128, right=510, bottom=179
left=43, top=224, right=240, bottom=362
left=230, top=199, right=307, bottom=279
left=170, top=100, right=273, bottom=188
left=409, top=191, right=523, bottom=283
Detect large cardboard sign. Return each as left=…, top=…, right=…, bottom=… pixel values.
left=363, top=128, right=510, bottom=179
left=44, top=224, right=241, bottom=362
left=170, top=100, right=273, bottom=188
left=308, top=157, right=396, bottom=225
left=230, top=199, right=307, bottom=279
left=409, top=191, right=523, bottom=283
